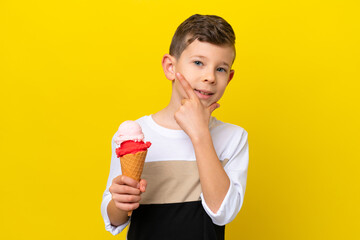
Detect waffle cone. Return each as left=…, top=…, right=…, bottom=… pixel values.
left=120, top=150, right=147, bottom=182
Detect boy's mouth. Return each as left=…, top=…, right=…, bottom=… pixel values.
left=194, top=89, right=214, bottom=96
left=194, top=89, right=214, bottom=100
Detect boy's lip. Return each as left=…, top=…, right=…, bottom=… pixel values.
left=194, top=88, right=214, bottom=95
left=194, top=89, right=214, bottom=99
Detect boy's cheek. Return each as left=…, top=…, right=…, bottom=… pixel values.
left=175, top=80, right=193, bottom=98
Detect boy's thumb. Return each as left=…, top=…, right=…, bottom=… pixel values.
left=209, top=102, right=220, bottom=113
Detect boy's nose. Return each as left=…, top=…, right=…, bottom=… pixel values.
left=203, top=70, right=216, bottom=84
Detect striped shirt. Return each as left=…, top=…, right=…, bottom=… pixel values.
left=101, top=115, right=249, bottom=239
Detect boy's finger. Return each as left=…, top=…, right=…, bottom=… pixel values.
left=116, top=185, right=141, bottom=195
left=115, top=194, right=141, bottom=203
left=181, top=99, right=189, bottom=105
left=139, top=179, right=147, bottom=193
left=113, top=175, right=139, bottom=188
left=208, top=102, right=220, bottom=114
left=176, top=72, right=197, bottom=100
left=115, top=202, right=140, bottom=212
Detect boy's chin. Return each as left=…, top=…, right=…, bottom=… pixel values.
left=200, top=99, right=216, bottom=108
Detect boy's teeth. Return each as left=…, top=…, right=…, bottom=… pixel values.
left=196, top=90, right=212, bottom=95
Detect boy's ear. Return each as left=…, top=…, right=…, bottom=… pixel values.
left=227, top=70, right=235, bottom=84
left=162, top=54, right=176, bottom=81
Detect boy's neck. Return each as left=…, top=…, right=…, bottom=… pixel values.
left=152, top=94, right=183, bottom=130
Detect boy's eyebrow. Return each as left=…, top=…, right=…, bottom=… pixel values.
left=191, top=55, right=230, bottom=68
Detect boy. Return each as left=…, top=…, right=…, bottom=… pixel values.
left=101, top=14, right=249, bottom=240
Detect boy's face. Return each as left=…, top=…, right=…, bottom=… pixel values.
left=171, top=39, right=235, bottom=108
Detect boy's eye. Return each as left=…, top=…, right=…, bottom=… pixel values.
left=194, top=60, right=203, bottom=66
left=217, top=67, right=227, bottom=72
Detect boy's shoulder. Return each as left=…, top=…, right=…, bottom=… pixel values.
left=135, top=115, right=151, bottom=125
left=209, top=116, right=248, bottom=137
left=209, top=117, right=248, bottom=152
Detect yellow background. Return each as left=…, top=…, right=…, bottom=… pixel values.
left=1, top=0, right=359, bottom=239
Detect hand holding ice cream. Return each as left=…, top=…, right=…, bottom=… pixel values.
left=108, top=175, right=147, bottom=223
left=110, top=120, right=151, bottom=217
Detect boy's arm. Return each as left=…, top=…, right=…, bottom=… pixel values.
left=174, top=72, right=230, bottom=213
left=101, top=134, right=140, bottom=235
left=192, top=130, right=230, bottom=213
left=107, top=199, right=130, bottom=226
